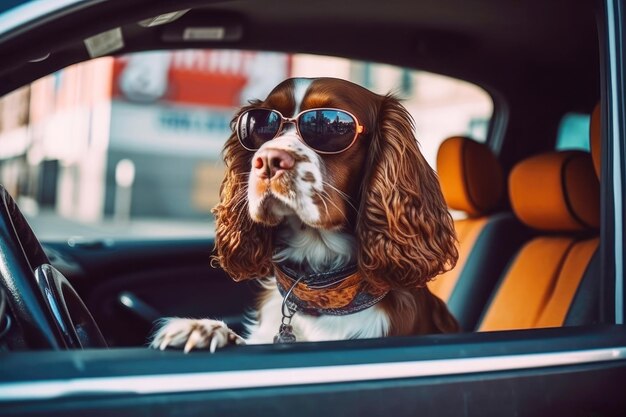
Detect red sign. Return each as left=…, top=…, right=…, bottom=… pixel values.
left=112, top=50, right=291, bottom=108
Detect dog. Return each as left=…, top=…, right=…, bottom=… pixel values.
left=151, top=77, right=459, bottom=353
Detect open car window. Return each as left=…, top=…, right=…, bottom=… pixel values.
left=0, top=49, right=492, bottom=240
left=0, top=1, right=624, bottom=417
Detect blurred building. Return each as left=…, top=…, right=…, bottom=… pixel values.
left=0, top=50, right=491, bottom=225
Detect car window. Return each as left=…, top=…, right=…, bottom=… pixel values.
left=556, top=112, right=591, bottom=151
left=0, top=49, right=492, bottom=240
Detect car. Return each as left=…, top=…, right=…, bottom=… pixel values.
left=0, top=0, right=625, bottom=416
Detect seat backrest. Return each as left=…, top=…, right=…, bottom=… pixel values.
left=565, top=101, right=603, bottom=325
left=433, top=136, right=529, bottom=330
left=478, top=150, right=600, bottom=331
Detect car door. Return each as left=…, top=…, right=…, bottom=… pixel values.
left=1, top=327, right=625, bottom=417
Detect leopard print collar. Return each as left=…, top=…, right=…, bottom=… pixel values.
left=273, top=261, right=388, bottom=316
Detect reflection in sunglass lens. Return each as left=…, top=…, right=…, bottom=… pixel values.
left=298, top=110, right=357, bottom=153
left=237, top=109, right=281, bottom=149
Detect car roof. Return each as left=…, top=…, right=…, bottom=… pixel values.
left=0, top=0, right=599, bottom=109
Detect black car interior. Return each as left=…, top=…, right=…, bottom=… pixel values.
left=0, top=0, right=611, bottom=348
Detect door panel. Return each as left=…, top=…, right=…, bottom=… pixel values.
left=42, top=238, right=259, bottom=346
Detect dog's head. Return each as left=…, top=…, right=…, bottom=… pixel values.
left=213, top=77, right=457, bottom=291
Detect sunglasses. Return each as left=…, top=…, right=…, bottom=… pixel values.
left=235, top=108, right=365, bottom=154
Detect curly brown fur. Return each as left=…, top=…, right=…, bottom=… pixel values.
left=211, top=105, right=275, bottom=281
left=357, top=95, right=459, bottom=294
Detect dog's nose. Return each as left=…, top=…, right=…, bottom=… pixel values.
left=253, top=149, right=295, bottom=179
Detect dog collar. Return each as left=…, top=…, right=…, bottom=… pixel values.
left=274, top=261, right=388, bottom=317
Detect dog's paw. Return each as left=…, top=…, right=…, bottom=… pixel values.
left=150, top=318, right=245, bottom=353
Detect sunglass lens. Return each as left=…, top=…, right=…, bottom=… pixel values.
left=298, top=110, right=357, bottom=153
left=237, top=109, right=281, bottom=149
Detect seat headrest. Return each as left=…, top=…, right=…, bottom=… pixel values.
left=436, top=136, right=503, bottom=217
left=509, top=151, right=599, bottom=232
left=590, top=102, right=601, bottom=178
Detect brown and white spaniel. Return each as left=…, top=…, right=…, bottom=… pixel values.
left=151, top=77, right=459, bottom=353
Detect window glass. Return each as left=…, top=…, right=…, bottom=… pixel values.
left=0, top=49, right=492, bottom=240
left=556, top=112, right=591, bottom=151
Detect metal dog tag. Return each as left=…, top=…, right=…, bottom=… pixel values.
left=274, top=324, right=297, bottom=343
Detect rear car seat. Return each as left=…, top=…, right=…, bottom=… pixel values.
left=478, top=149, right=600, bottom=331
left=564, top=101, right=603, bottom=326
left=433, top=136, right=530, bottom=331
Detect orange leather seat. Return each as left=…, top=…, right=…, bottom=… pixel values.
left=433, top=136, right=529, bottom=330
left=478, top=149, right=600, bottom=331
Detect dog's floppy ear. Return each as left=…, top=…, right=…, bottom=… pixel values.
left=357, top=95, right=458, bottom=292
left=211, top=107, right=274, bottom=281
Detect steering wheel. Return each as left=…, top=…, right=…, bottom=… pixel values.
left=0, top=186, right=106, bottom=349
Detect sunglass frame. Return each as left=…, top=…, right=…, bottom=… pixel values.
left=236, top=107, right=365, bottom=154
